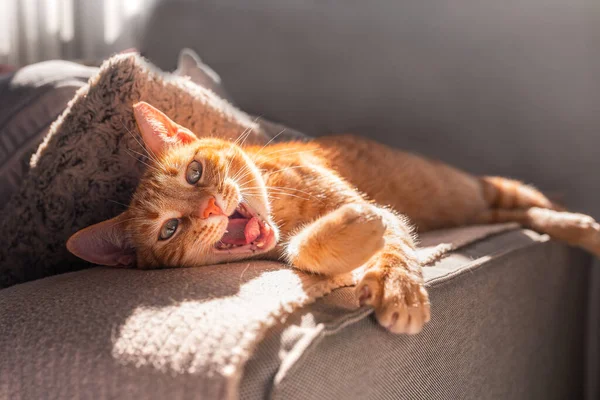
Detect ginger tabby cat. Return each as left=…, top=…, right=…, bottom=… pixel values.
left=67, top=102, right=600, bottom=334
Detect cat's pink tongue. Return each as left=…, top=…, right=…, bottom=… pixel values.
left=221, top=217, right=260, bottom=245
left=244, top=218, right=260, bottom=243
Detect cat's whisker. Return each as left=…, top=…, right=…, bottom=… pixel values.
left=225, top=124, right=256, bottom=174
left=229, top=126, right=288, bottom=183
left=268, top=190, right=316, bottom=200
left=229, top=163, right=251, bottom=181
left=111, top=203, right=145, bottom=214
left=226, top=116, right=269, bottom=183
left=257, top=148, right=320, bottom=164
left=108, top=199, right=130, bottom=208
left=248, top=192, right=313, bottom=203
left=238, top=115, right=263, bottom=147
left=108, top=216, right=144, bottom=227
left=127, top=148, right=157, bottom=164
left=258, top=147, right=317, bottom=158
left=230, top=166, right=256, bottom=184
left=252, top=191, right=310, bottom=201
left=242, top=186, right=310, bottom=196
left=239, top=263, right=251, bottom=283
left=241, top=189, right=311, bottom=201
left=229, top=161, right=260, bottom=183
left=262, top=165, right=309, bottom=177
left=267, top=194, right=310, bottom=201
left=232, top=125, right=253, bottom=147
left=252, top=128, right=287, bottom=157
left=229, top=117, right=260, bottom=160
left=107, top=199, right=145, bottom=214
left=123, top=135, right=167, bottom=173
left=242, top=184, right=318, bottom=198
left=125, top=149, right=162, bottom=174
left=120, top=118, right=166, bottom=170
left=125, top=149, right=161, bottom=172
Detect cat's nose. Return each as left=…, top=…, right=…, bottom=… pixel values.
left=201, top=197, right=224, bottom=219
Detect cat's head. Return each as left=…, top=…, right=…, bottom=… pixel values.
left=67, top=102, right=279, bottom=268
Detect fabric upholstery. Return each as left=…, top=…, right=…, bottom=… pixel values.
left=0, top=228, right=591, bottom=400
left=265, top=237, right=590, bottom=400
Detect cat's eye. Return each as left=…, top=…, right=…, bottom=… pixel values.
left=186, top=160, right=203, bottom=184
left=159, top=218, right=179, bottom=240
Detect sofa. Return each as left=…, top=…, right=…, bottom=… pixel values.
left=1, top=1, right=598, bottom=399
left=0, top=228, right=592, bottom=399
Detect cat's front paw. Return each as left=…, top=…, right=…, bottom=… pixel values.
left=356, top=266, right=430, bottom=334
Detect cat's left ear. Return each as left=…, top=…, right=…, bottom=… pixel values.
left=66, top=213, right=136, bottom=267
left=133, top=101, right=198, bottom=156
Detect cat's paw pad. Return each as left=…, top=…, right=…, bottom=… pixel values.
left=356, top=267, right=430, bottom=334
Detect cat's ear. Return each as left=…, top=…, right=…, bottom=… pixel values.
left=133, top=101, right=197, bottom=156
left=67, top=213, right=136, bottom=267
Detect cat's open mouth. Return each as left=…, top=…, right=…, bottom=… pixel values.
left=214, top=203, right=276, bottom=253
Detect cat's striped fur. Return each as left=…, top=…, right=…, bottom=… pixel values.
left=68, top=102, right=600, bottom=334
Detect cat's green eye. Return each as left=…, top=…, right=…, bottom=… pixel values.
left=186, top=160, right=203, bottom=184
left=159, top=218, right=179, bottom=240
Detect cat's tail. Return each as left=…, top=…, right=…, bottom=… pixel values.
left=477, top=177, right=600, bottom=257
left=479, top=176, right=564, bottom=211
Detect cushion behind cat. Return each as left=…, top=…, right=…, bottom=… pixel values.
left=173, top=48, right=306, bottom=142
left=174, top=48, right=231, bottom=101
left=0, top=53, right=288, bottom=288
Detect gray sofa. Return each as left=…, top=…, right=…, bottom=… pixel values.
left=0, top=229, right=591, bottom=399
left=1, top=1, right=598, bottom=399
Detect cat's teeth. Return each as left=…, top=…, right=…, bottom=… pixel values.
left=256, top=242, right=264, bottom=248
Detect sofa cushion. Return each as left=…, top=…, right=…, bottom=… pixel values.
left=0, top=228, right=591, bottom=399
left=174, top=48, right=231, bottom=101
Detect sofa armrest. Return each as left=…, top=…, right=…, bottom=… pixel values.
left=242, top=229, right=592, bottom=399
left=0, top=229, right=592, bottom=399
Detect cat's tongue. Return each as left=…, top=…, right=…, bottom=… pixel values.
left=221, top=217, right=260, bottom=245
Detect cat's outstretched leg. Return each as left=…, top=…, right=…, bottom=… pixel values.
left=284, top=203, right=430, bottom=334
left=355, top=207, right=430, bottom=334
left=285, top=203, right=387, bottom=275
left=477, top=207, right=600, bottom=257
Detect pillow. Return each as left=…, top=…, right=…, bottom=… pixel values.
left=172, top=47, right=307, bottom=142
left=0, top=53, right=277, bottom=288
left=0, top=61, right=97, bottom=210
left=174, top=48, right=231, bottom=101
